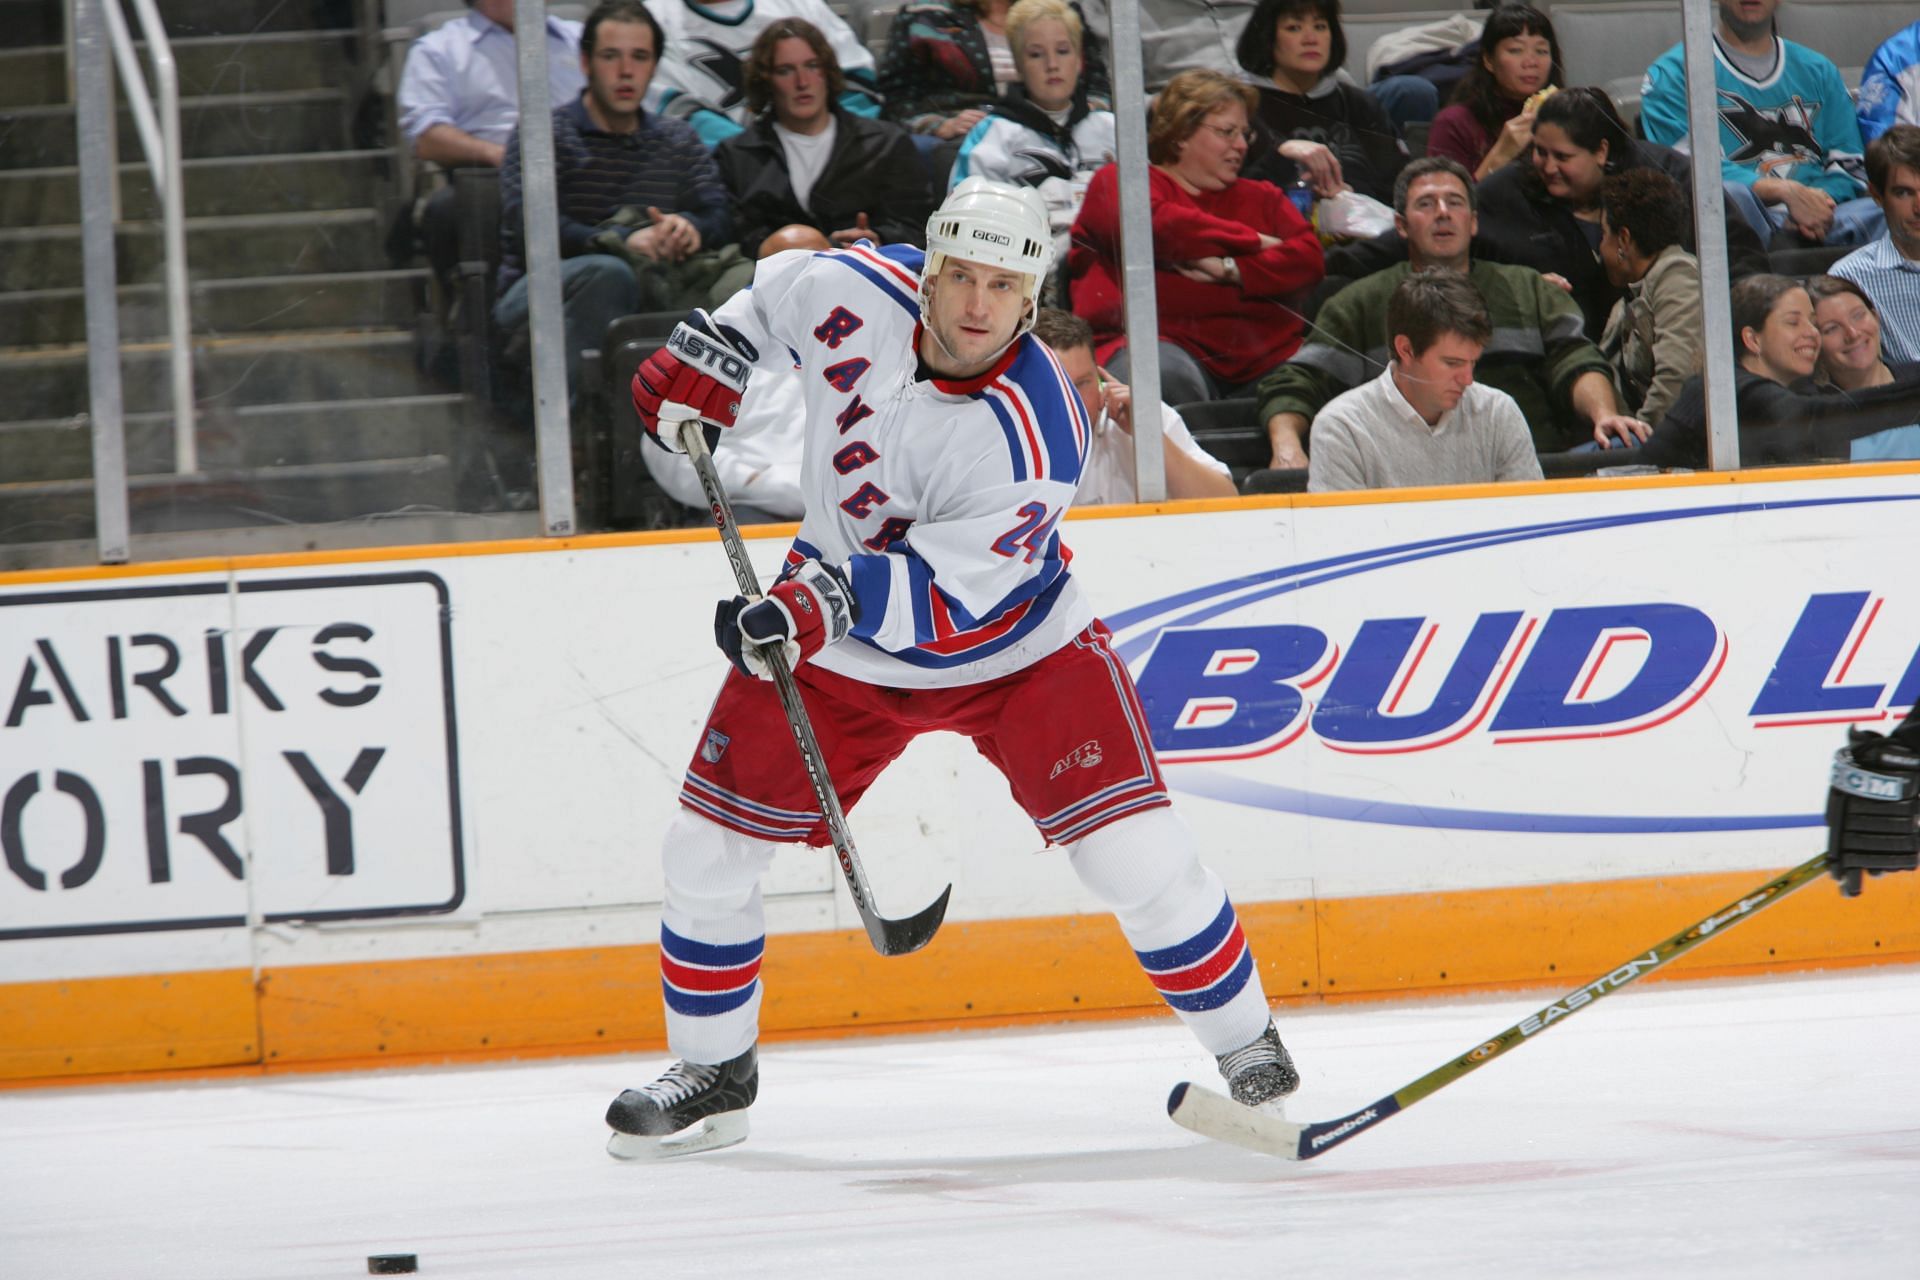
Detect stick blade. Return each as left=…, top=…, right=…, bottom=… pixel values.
left=865, top=883, right=952, bottom=956
left=1167, top=1081, right=1309, bottom=1160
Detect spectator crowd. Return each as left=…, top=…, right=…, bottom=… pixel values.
left=394, top=0, right=1920, bottom=515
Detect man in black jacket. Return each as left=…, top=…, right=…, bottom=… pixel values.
left=715, top=19, right=934, bottom=258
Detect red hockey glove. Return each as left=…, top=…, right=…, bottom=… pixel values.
left=632, top=309, right=757, bottom=454
left=714, top=559, right=859, bottom=680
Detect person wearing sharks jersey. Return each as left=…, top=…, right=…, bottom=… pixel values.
left=1640, top=0, right=1883, bottom=248
left=605, top=178, right=1298, bottom=1157
left=644, top=0, right=882, bottom=148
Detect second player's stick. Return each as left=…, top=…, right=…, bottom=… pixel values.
left=676, top=415, right=952, bottom=957
left=1170, top=852, right=1832, bottom=1159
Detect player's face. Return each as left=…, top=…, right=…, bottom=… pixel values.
left=1269, top=9, right=1331, bottom=88
left=1485, top=32, right=1552, bottom=101
left=921, top=258, right=1030, bottom=377
left=1017, top=18, right=1081, bottom=114
left=767, top=36, right=830, bottom=131
left=1392, top=331, right=1481, bottom=423
left=1171, top=103, right=1251, bottom=193
left=1878, top=163, right=1920, bottom=260
left=1396, top=172, right=1476, bottom=269
left=1530, top=122, right=1606, bottom=207
left=1814, top=292, right=1883, bottom=380
left=1741, top=287, right=1820, bottom=382
left=582, top=20, right=658, bottom=126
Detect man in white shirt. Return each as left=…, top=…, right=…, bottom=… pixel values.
left=396, top=0, right=586, bottom=283
left=1030, top=309, right=1237, bottom=503
left=1832, top=126, right=1920, bottom=364
left=1308, top=270, right=1542, bottom=492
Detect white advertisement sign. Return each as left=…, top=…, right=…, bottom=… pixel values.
left=0, top=572, right=463, bottom=942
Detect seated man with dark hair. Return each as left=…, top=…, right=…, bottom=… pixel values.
left=1832, top=125, right=1920, bottom=364
left=1030, top=308, right=1237, bottom=503
left=1308, top=269, right=1542, bottom=491
left=714, top=19, right=934, bottom=259
left=495, top=0, right=744, bottom=415
left=1258, top=156, right=1636, bottom=470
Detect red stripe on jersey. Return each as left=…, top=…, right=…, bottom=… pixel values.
left=923, top=588, right=1035, bottom=655
left=844, top=243, right=920, bottom=294
left=989, top=379, right=1047, bottom=481
left=660, top=953, right=763, bottom=993
left=1147, top=922, right=1247, bottom=993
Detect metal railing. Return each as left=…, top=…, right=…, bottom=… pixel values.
left=100, top=0, right=196, bottom=476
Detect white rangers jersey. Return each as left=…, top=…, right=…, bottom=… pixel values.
left=645, top=0, right=879, bottom=132
left=708, top=242, right=1096, bottom=689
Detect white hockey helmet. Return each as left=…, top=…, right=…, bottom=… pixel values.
left=921, top=177, right=1055, bottom=334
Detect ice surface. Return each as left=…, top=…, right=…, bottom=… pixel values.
left=5, top=966, right=1920, bottom=1279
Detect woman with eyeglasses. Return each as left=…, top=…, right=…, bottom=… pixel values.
left=1474, top=86, right=1768, bottom=340
left=1639, top=274, right=1920, bottom=468
left=1807, top=274, right=1920, bottom=460
left=1067, top=68, right=1324, bottom=406
left=1232, top=0, right=1406, bottom=206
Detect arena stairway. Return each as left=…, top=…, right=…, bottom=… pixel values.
left=0, top=0, right=522, bottom=550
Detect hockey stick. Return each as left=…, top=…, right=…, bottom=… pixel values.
left=675, top=415, right=952, bottom=957
left=1169, top=851, right=1832, bottom=1160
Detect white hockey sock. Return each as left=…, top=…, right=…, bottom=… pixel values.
left=1068, top=808, right=1273, bottom=1056
left=659, top=810, right=778, bottom=1065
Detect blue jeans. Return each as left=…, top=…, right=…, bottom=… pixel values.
left=1720, top=181, right=1887, bottom=248
left=491, top=253, right=641, bottom=411
left=1371, top=74, right=1439, bottom=135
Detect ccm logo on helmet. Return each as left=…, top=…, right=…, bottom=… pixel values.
left=668, top=328, right=752, bottom=384
left=972, top=229, right=1011, bottom=246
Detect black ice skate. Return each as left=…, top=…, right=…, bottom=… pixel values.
left=1215, top=1023, right=1299, bottom=1111
left=605, top=1045, right=758, bottom=1159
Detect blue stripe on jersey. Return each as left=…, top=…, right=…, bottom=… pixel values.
left=1002, top=338, right=1090, bottom=488
left=1135, top=898, right=1236, bottom=973
left=854, top=570, right=1071, bottom=669
left=661, top=922, right=764, bottom=969
left=877, top=242, right=926, bottom=275
left=980, top=393, right=1031, bottom=483
left=821, top=250, right=919, bottom=318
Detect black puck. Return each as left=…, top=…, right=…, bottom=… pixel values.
left=368, top=1255, right=418, bottom=1275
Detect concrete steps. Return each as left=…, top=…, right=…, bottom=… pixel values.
left=0, top=330, right=435, bottom=423
left=1, top=394, right=471, bottom=484
left=0, top=150, right=394, bottom=227
left=1, top=88, right=355, bottom=168
left=0, top=269, right=426, bottom=347
left=0, top=31, right=360, bottom=108
left=0, top=208, right=389, bottom=292
left=0, top=456, right=462, bottom=545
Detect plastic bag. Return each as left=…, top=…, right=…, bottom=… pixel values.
left=1315, top=190, right=1396, bottom=242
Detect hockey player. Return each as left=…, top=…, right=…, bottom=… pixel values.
left=606, top=177, right=1296, bottom=1156
left=1826, top=706, right=1920, bottom=898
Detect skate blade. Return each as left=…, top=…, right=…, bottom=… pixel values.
left=605, top=1110, right=749, bottom=1160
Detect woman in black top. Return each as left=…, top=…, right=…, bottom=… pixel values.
left=1234, top=0, right=1405, bottom=206
left=1474, top=87, right=1768, bottom=339
left=1642, top=274, right=1920, bottom=468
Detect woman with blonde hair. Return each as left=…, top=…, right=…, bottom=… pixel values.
left=1067, top=68, right=1324, bottom=405
left=880, top=0, right=1108, bottom=143
left=947, top=0, right=1115, bottom=267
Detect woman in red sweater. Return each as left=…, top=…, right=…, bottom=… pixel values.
left=1066, top=68, right=1325, bottom=405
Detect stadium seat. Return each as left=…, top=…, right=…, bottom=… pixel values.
left=1774, top=0, right=1914, bottom=87
left=605, top=310, right=706, bottom=527
left=1550, top=1, right=1684, bottom=123
left=1241, top=467, right=1309, bottom=494
left=1174, top=397, right=1270, bottom=482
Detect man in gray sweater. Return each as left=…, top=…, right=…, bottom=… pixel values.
left=1307, top=269, right=1543, bottom=492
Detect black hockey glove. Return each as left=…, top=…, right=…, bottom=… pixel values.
left=1825, top=720, right=1920, bottom=897
left=714, top=559, right=859, bottom=680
